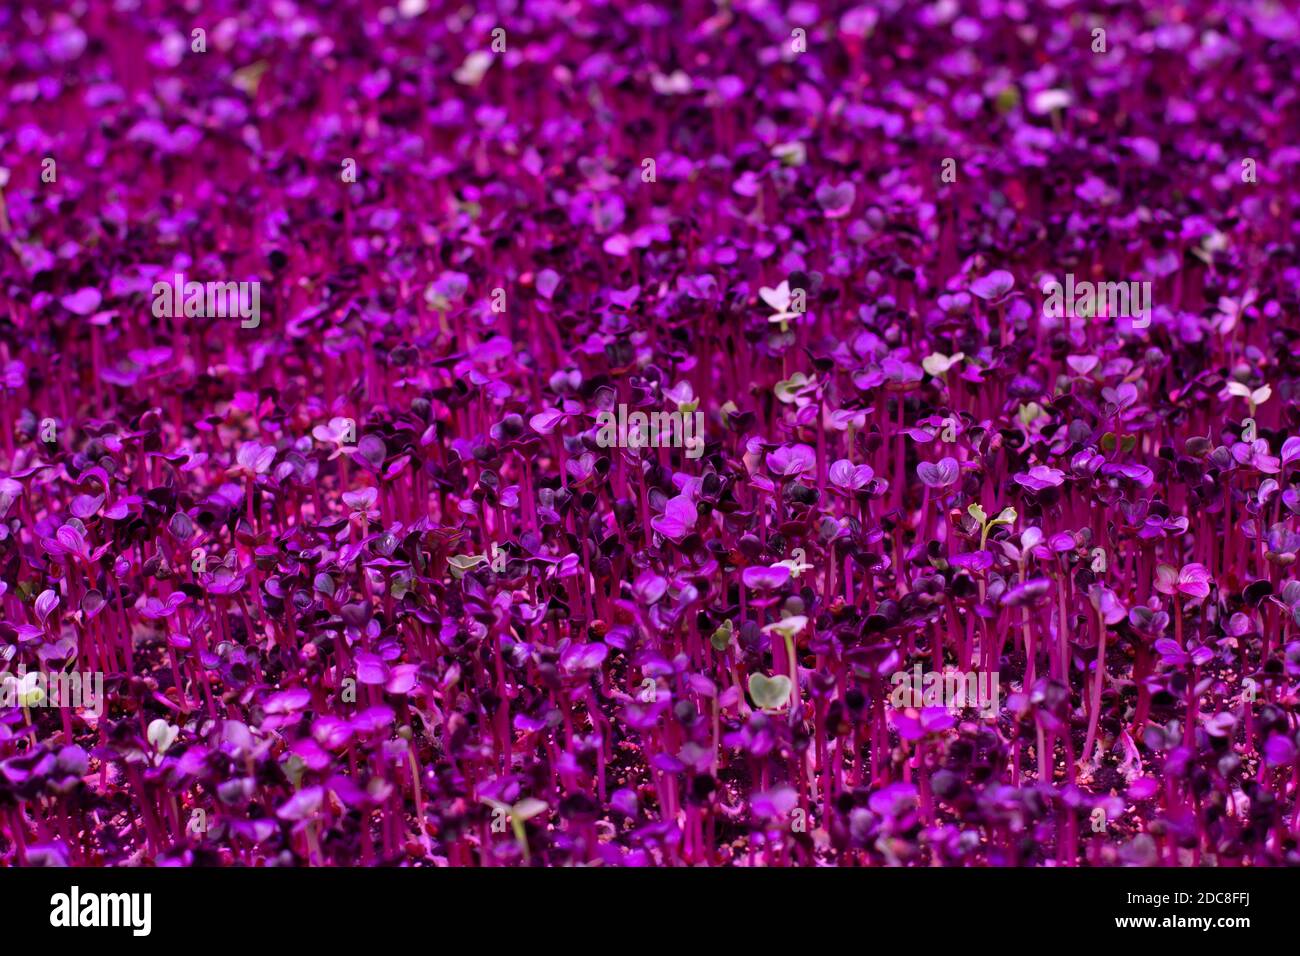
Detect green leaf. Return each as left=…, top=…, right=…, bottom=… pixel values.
left=922, top=352, right=964, bottom=377
left=147, top=718, right=178, bottom=754
left=748, top=673, right=792, bottom=710
left=281, top=754, right=307, bottom=788
left=994, top=86, right=1020, bottom=114
left=991, top=506, right=1017, bottom=527
left=710, top=619, right=734, bottom=652
left=772, top=141, right=807, bottom=167
left=774, top=372, right=814, bottom=405
left=512, top=798, right=548, bottom=822
left=967, top=503, right=987, bottom=525
left=1018, top=402, right=1043, bottom=426
left=760, top=615, right=809, bottom=642
left=447, top=554, right=487, bottom=579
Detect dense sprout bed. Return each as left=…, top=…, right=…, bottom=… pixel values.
left=1, top=0, right=1300, bottom=867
